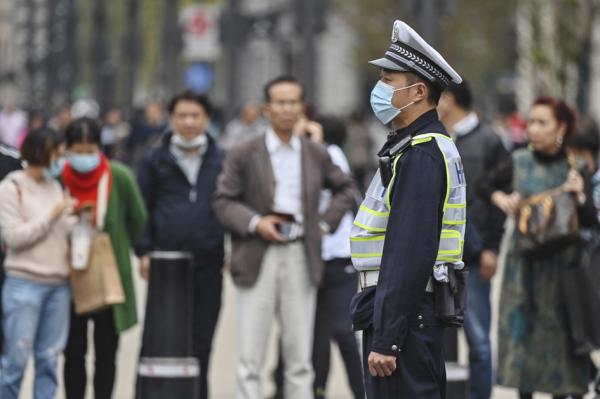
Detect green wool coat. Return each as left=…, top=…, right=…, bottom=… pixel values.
left=103, top=162, right=147, bottom=333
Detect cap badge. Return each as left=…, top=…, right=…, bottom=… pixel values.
left=391, top=20, right=402, bottom=43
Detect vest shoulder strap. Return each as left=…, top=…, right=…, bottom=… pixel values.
left=411, top=132, right=450, bottom=146
left=388, top=134, right=412, bottom=158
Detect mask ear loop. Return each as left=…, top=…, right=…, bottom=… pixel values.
left=396, top=101, right=415, bottom=112
left=391, top=83, right=420, bottom=93
left=391, top=83, right=423, bottom=111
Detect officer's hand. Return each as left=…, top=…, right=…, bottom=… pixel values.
left=256, top=215, right=285, bottom=243
left=491, top=191, right=521, bottom=215
left=479, top=250, right=498, bottom=280
left=139, top=255, right=150, bottom=281
left=368, top=351, right=397, bottom=377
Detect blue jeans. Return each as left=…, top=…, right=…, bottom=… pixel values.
left=0, top=276, right=70, bottom=399
left=463, top=263, right=493, bottom=399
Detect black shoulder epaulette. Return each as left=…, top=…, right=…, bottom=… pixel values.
left=379, top=135, right=412, bottom=187
left=389, top=134, right=412, bottom=158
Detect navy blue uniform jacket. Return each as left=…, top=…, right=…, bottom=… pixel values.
left=369, top=109, right=448, bottom=356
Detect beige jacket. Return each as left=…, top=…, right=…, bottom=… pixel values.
left=0, top=170, right=74, bottom=282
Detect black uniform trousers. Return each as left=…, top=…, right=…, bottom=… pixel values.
left=362, top=293, right=446, bottom=399
left=64, top=307, right=119, bottom=399
left=193, top=262, right=223, bottom=399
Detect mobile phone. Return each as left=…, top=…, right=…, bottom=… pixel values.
left=277, top=221, right=301, bottom=241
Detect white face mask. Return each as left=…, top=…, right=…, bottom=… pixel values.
left=370, top=81, right=419, bottom=125
left=172, top=133, right=207, bottom=150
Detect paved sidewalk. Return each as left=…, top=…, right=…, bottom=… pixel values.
left=18, top=244, right=595, bottom=398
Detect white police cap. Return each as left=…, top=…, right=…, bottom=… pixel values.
left=369, top=20, right=462, bottom=89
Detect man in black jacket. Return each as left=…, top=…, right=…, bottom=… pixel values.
left=438, top=81, right=509, bottom=399
left=136, top=91, right=225, bottom=399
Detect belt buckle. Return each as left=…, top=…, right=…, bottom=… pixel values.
left=359, top=272, right=368, bottom=291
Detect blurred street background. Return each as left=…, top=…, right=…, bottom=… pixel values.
left=2, top=0, right=600, bottom=126
left=2, top=0, right=600, bottom=399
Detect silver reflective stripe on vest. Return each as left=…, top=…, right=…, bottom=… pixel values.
left=350, top=169, right=390, bottom=269
left=350, top=167, right=393, bottom=269
left=424, top=133, right=467, bottom=280
left=350, top=133, right=467, bottom=282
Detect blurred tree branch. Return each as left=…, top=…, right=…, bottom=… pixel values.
left=335, top=0, right=518, bottom=111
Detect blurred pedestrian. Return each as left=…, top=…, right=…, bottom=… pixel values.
left=49, top=104, right=73, bottom=133
left=345, top=110, right=375, bottom=192
left=0, top=143, right=22, bottom=180
left=127, top=100, right=168, bottom=169
left=438, top=80, right=509, bottom=399
left=306, top=116, right=365, bottom=399
left=214, top=76, right=356, bottom=399
left=135, top=91, right=225, bottom=399
left=70, top=99, right=100, bottom=120
left=349, top=20, right=466, bottom=399
left=101, top=107, right=130, bottom=161
left=483, top=97, right=595, bottom=399
left=566, top=117, right=600, bottom=388
left=0, top=101, right=27, bottom=149
left=27, top=110, right=46, bottom=132
left=220, top=102, right=266, bottom=150
left=61, top=118, right=147, bottom=399
left=492, top=95, right=527, bottom=151
left=0, top=128, right=75, bottom=399
left=0, top=142, right=23, bottom=355
left=567, top=116, right=600, bottom=175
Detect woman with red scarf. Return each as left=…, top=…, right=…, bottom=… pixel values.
left=61, top=118, right=147, bottom=399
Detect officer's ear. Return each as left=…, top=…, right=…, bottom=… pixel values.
left=414, top=82, right=428, bottom=103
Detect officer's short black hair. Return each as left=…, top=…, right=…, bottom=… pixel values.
left=316, top=115, right=347, bottom=147
left=21, top=127, right=63, bottom=167
left=446, top=81, right=472, bottom=110
left=65, top=117, right=101, bottom=147
left=403, top=73, right=442, bottom=106
left=167, top=90, right=213, bottom=116
left=264, top=76, right=305, bottom=103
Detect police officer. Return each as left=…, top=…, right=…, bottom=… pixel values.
left=350, top=20, right=466, bottom=399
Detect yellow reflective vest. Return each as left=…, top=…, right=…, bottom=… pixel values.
left=350, top=133, right=466, bottom=282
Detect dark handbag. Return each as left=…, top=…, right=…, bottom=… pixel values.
left=515, top=188, right=579, bottom=254
left=562, top=228, right=600, bottom=355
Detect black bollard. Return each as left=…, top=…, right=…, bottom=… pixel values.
left=136, top=251, right=199, bottom=399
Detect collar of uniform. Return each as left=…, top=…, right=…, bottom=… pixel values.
left=395, top=108, right=439, bottom=138
left=378, top=109, right=440, bottom=156
left=452, top=112, right=479, bottom=137
left=265, top=127, right=301, bottom=154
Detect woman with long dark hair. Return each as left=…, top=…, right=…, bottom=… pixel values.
left=482, top=97, right=596, bottom=399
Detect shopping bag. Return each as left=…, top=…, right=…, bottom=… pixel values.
left=69, top=232, right=125, bottom=314
left=69, top=171, right=125, bottom=315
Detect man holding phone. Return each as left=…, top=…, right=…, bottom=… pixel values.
left=214, top=75, right=357, bottom=399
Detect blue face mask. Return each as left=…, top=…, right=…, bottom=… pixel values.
left=68, top=154, right=101, bottom=174
left=43, top=158, right=65, bottom=180
left=370, top=81, right=418, bottom=125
